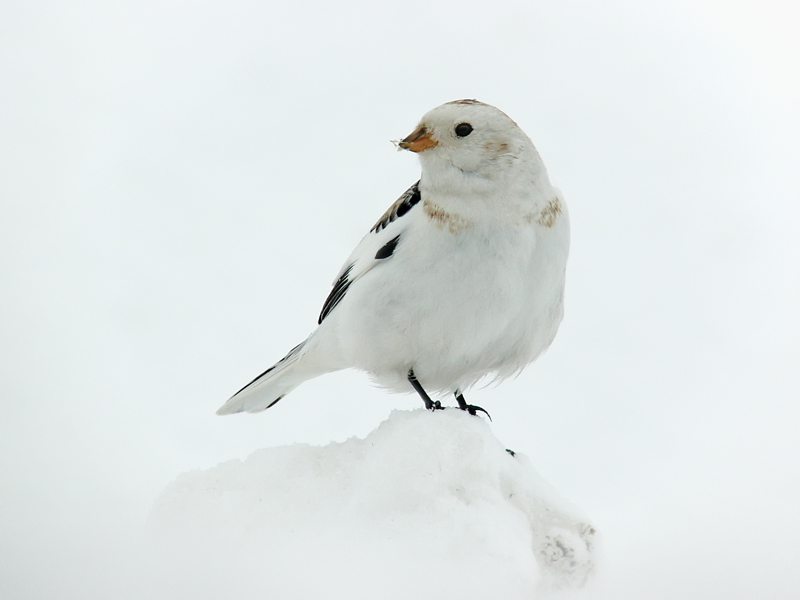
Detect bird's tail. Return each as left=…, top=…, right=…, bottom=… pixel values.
left=217, top=339, right=317, bottom=415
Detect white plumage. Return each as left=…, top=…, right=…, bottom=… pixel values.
left=217, top=100, right=569, bottom=415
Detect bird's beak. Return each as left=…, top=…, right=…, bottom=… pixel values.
left=398, top=125, right=438, bottom=153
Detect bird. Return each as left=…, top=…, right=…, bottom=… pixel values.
left=217, top=99, right=569, bottom=417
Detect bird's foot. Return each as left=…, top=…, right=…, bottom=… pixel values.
left=454, top=392, right=492, bottom=421
left=409, top=369, right=445, bottom=412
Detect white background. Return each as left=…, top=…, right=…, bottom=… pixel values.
left=2, top=1, right=798, bottom=598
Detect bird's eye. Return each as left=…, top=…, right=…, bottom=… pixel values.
left=455, top=123, right=473, bottom=137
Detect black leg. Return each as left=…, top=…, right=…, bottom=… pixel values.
left=408, top=369, right=442, bottom=411
left=454, top=390, right=491, bottom=421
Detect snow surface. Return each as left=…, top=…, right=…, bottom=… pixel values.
left=143, top=409, right=595, bottom=599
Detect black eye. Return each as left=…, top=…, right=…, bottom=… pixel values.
left=455, top=123, right=473, bottom=137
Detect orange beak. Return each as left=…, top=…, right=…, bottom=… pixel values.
left=398, top=125, right=438, bottom=152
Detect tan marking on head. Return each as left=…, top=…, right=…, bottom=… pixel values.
left=535, top=197, right=562, bottom=227
left=483, top=141, right=510, bottom=153
left=446, top=99, right=488, bottom=106
left=423, top=200, right=471, bottom=233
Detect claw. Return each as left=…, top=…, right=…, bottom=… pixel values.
left=468, top=404, right=492, bottom=420
left=409, top=369, right=445, bottom=411
left=454, top=392, right=492, bottom=421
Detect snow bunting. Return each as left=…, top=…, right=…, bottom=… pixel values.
left=217, top=99, right=569, bottom=416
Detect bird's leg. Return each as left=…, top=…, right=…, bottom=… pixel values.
left=408, top=369, right=442, bottom=411
left=454, top=390, right=491, bottom=421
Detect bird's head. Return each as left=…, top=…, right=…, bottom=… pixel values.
left=397, top=100, right=538, bottom=182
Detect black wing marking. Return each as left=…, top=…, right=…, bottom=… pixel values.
left=371, top=181, right=421, bottom=233
left=317, top=183, right=419, bottom=324
left=375, top=235, right=401, bottom=259
left=318, top=264, right=354, bottom=324
left=316, top=233, right=402, bottom=324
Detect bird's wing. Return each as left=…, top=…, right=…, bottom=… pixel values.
left=318, top=181, right=421, bottom=324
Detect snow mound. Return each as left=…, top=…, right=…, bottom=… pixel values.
left=144, top=409, right=595, bottom=599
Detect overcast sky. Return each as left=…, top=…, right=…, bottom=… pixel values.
left=2, top=1, right=799, bottom=598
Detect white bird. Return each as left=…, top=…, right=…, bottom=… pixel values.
left=217, top=99, right=569, bottom=417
